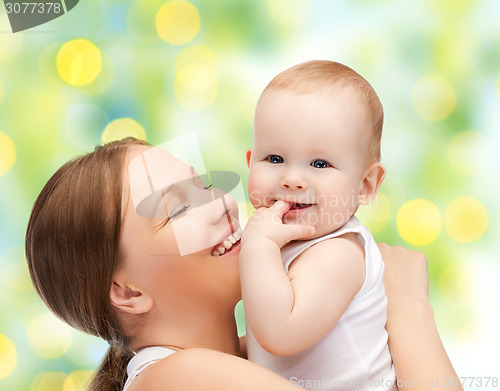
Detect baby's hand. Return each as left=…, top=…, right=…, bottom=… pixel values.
left=242, top=201, right=315, bottom=249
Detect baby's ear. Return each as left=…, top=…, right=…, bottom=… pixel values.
left=246, top=149, right=253, bottom=168
left=110, top=271, right=153, bottom=315
left=358, top=162, right=386, bottom=206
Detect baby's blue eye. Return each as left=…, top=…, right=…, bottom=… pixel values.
left=312, top=159, right=330, bottom=168
left=268, top=155, right=284, bottom=164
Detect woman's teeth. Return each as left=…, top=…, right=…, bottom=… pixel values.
left=211, top=228, right=242, bottom=256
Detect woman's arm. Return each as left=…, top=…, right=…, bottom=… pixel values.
left=378, top=243, right=463, bottom=391
left=126, top=347, right=306, bottom=391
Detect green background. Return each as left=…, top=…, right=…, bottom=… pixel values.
left=1, top=0, right=499, bottom=389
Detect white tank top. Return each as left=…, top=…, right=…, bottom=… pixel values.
left=246, top=216, right=395, bottom=390
left=123, top=346, right=176, bottom=390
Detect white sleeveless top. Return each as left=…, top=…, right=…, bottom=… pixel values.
left=123, top=346, right=176, bottom=390
left=246, top=216, right=395, bottom=390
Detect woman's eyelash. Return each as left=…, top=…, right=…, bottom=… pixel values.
left=205, top=183, right=213, bottom=190
left=170, top=204, right=190, bottom=219
left=154, top=217, right=170, bottom=231
left=154, top=203, right=191, bottom=231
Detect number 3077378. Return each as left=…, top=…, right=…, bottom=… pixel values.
left=5, top=2, right=62, bottom=14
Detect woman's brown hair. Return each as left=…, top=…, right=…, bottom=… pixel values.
left=25, top=137, right=148, bottom=391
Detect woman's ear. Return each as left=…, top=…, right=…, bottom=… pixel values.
left=110, top=271, right=153, bottom=315
left=246, top=149, right=252, bottom=168
left=358, top=162, right=386, bottom=206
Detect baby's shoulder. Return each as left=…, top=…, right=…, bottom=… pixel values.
left=290, top=232, right=365, bottom=270
left=309, top=231, right=363, bottom=255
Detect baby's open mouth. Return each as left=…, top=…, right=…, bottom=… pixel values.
left=289, top=202, right=313, bottom=210
left=211, top=228, right=242, bottom=256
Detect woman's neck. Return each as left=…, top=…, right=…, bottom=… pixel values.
left=131, top=301, right=241, bottom=357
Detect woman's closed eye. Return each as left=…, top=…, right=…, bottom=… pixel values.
left=267, top=154, right=284, bottom=164
left=154, top=203, right=191, bottom=231
left=169, top=203, right=191, bottom=219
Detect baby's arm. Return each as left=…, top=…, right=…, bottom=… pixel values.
left=239, top=201, right=365, bottom=356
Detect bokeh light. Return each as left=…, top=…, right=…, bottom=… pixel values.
left=412, top=75, right=456, bottom=121
left=174, top=45, right=218, bottom=110
left=27, top=313, right=73, bottom=359
left=30, top=372, right=67, bottom=391
left=444, top=197, right=488, bottom=243
left=0, top=132, right=16, bottom=176
left=0, top=334, right=17, bottom=379
left=63, top=370, right=93, bottom=391
left=448, top=131, right=491, bottom=177
left=266, top=0, right=314, bottom=26
left=396, top=199, right=442, bottom=246
left=156, top=0, right=200, bottom=45
left=101, top=118, right=147, bottom=144
left=56, top=39, right=103, bottom=86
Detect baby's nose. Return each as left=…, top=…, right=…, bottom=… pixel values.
left=280, top=174, right=307, bottom=190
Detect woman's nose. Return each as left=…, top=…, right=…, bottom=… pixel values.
left=280, top=172, right=308, bottom=190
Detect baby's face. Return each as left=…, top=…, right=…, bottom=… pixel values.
left=247, top=88, right=372, bottom=237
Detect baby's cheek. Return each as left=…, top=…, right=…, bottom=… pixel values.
left=247, top=175, right=266, bottom=208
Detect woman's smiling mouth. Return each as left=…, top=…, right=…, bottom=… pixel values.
left=211, top=228, right=242, bottom=256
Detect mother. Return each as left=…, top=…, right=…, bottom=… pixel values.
left=25, top=138, right=461, bottom=391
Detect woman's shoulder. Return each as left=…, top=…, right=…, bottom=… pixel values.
left=127, top=347, right=303, bottom=391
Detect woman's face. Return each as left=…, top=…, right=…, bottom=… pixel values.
left=118, top=146, right=242, bottom=307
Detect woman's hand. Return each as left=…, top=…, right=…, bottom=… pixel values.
left=377, top=243, right=463, bottom=391
left=378, top=243, right=431, bottom=331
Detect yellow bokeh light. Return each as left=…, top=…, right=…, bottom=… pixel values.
left=356, top=191, right=391, bottom=233
left=444, top=197, right=488, bottom=243
left=101, top=118, right=147, bottom=144
left=266, top=0, right=313, bottom=26
left=174, top=45, right=218, bottom=74
left=56, top=39, right=102, bottom=86
left=31, top=372, right=67, bottom=391
left=0, top=334, right=17, bottom=379
left=412, top=75, right=456, bottom=121
left=173, top=46, right=219, bottom=111
left=174, top=64, right=218, bottom=110
left=156, top=0, right=200, bottom=45
left=27, top=313, right=72, bottom=359
left=448, top=131, right=491, bottom=177
left=64, top=370, right=93, bottom=391
left=0, top=131, right=16, bottom=176
left=396, top=199, right=441, bottom=246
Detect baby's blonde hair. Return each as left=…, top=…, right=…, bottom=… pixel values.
left=262, top=60, right=384, bottom=165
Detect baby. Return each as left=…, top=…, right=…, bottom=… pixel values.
left=239, top=60, right=394, bottom=390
